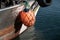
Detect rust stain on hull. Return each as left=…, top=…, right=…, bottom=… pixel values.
left=0, top=25, right=16, bottom=40
left=0, top=25, right=15, bottom=36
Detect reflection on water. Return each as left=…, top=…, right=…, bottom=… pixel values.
left=13, top=26, right=36, bottom=40
left=13, top=36, right=21, bottom=40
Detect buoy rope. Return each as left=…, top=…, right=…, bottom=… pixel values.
left=23, top=1, right=30, bottom=9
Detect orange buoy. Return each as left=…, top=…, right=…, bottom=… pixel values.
left=19, top=10, right=35, bottom=27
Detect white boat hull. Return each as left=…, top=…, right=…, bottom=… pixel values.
left=0, top=0, right=40, bottom=40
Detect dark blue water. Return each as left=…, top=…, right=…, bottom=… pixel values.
left=15, top=0, right=60, bottom=40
